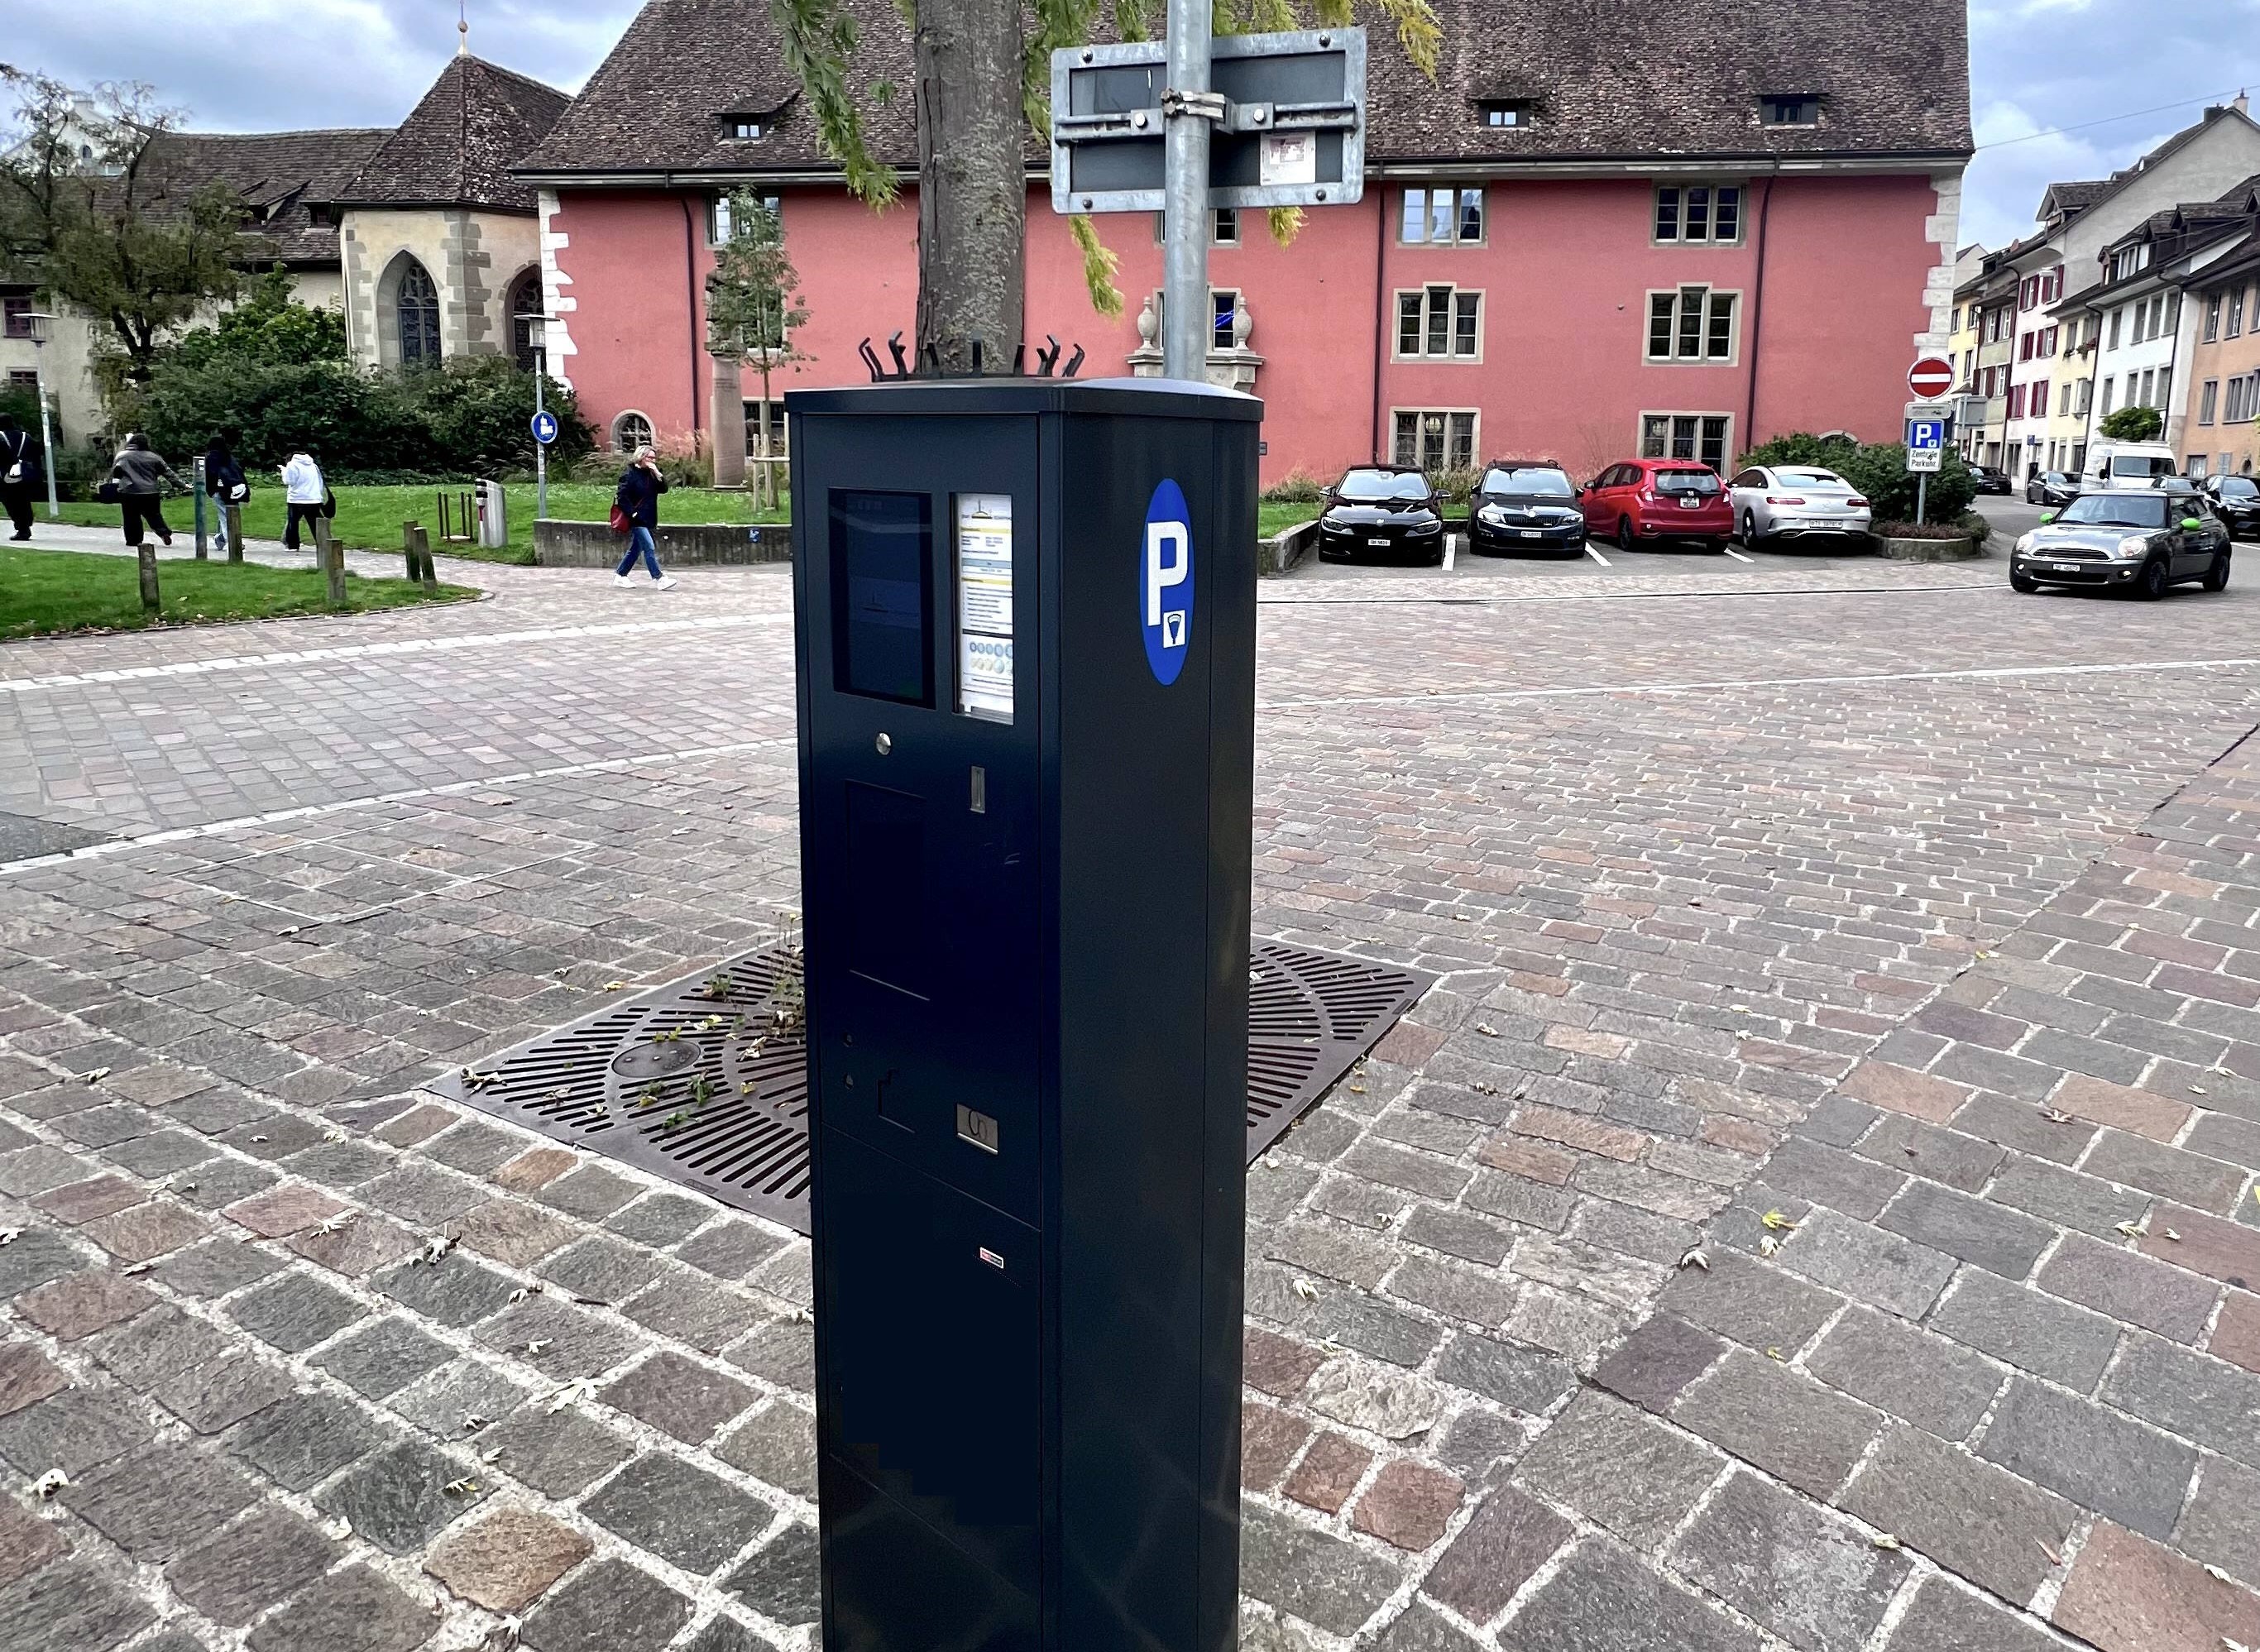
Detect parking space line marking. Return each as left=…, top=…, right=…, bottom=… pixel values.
left=1721, top=545, right=1756, bottom=564
left=1444, top=534, right=1458, bottom=572
left=0, top=613, right=790, bottom=697
left=1583, top=543, right=1612, bottom=567
left=0, top=735, right=798, bottom=879
left=1261, top=655, right=2260, bottom=711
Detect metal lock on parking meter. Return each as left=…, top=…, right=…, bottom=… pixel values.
left=786, top=376, right=1261, bottom=1652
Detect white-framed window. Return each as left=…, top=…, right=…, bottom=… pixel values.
left=1400, top=186, right=1484, bottom=245
left=611, top=410, right=654, bottom=453
left=1391, top=408, right=1477, bottom=471
left=1759, top=94, right=1820, bottom=127
left=2205, top=294, right=2224, bottom=341
left=1639, top=411, right=1733, bottom=469
left=2230, top=288, right=2246, bottom=338
left=1653, top=184, right=1744, bottom=245
left=2201, top=380, right=2220, bottom=426
left=2157, top=366, right=2171, bottom=412
left=709, top=192, right=781, bottom=246
left=2076, top=378, right=2092, bottom=416
left=1147, top=288, right=1244, bottom=352
left=2100, top=377, right=2115, bottom=415
left=1645, top=285, right=1740, bottom=362
left=2059, top=382, right=2074, bottom=417
left=2107, top=309, right=2122, bottom=349
left=1394, top=285, right=1482, bottom=360
left=1478, top=101, right=1528, bottom=128
left=2190, top=453, right=2210, bottom=477
left=721, top=114, right=765, bottom=141
left=2166, top=292, right=2181, bottom=333
left=743, top=398, right=788, bottom=455
left=1150, top=208, right=1239, bottom=246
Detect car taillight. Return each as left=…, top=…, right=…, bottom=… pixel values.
left=1764, top=496, right=1808, bottom=505
left=1846, top=497, right=1868, bottom=509
left=1638, top=487, right=1656, bottom=504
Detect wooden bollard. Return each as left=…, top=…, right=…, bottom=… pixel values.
left=314, top=515, right=347, bottom=611
left=224, top=502, right=244, bottom=564
left=403, top=520, right=422, bottom=582
left=414, top=524, right=436, bottom=593
left=136, top=543, right=160, bottom=616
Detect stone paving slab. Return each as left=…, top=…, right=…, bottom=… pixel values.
left=0, top=564, right=2257, bottom=1649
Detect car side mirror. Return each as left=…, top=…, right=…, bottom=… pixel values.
left=2039, top=510, right=2057, bottom=524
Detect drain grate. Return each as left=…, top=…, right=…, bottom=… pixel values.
left=428, top=939, right=1431, bottom=1234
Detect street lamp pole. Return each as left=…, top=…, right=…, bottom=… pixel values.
left=25, top=313, right=59, bottom=521
left=518, top=312, right=549, bottom=523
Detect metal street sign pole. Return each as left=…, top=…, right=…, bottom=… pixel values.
left=1163, top=0, right=1214, bottom=381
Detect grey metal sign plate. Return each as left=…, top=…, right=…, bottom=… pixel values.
left=1051, top=28, right=1367, bottom=214
left=426, top=936, right=1430, bottom=1236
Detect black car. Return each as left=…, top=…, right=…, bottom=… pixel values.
left=1315, top=465, right=1448, bottom=565
left=2025, top=470, right=2077, bottom=507
left=1970, top=464, right=2013, bottom=496
left=2009, top=483, right=2231, bottom=598
left=2203, top=472, right=2260, bottom=539
left=1468, top=460, right=1585, bottom=556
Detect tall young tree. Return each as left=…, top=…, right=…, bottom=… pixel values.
left=707, top=190, right=812, bottom=508
left=765, top=0, right=1439, bottom=366
left=0, top=69, right=249, bottom=390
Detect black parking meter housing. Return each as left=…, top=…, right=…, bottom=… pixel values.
left=786, top=376, right=1261, bottom=1652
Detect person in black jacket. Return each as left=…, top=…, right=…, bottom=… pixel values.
left=612, top=444, right=675, bottom=589
left=108, top=433, right=184, bottom=548
left=0, top=414, right=38, bottom=540
left=203, top=433, right=247, bottom=553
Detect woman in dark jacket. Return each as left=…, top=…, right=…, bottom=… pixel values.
left=612, top=444, right=675, bottom=589
left=108, top=433, right=185, bottom=548
left=0, top=414, right=39, bottom=541
left=203, top=434, right=247, bottom=553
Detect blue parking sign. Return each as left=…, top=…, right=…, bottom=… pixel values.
left=1906, top=418, right=1945, bottom=452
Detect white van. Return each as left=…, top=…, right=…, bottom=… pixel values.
left=2084, top=440, right=2179, bottom=486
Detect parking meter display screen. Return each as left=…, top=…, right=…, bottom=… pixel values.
left=831, top=491, right=934, bottom=706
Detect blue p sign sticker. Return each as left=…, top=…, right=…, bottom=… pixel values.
left=1141, top=479, right=1193, bottom=686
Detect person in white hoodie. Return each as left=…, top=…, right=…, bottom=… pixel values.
left=279, top=447, right=326, bottom=550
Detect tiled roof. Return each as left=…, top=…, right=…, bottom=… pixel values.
left=519, top=0, right=1971, bottom=179
left=137, top=128, right=390, bottom=264
left=336, top=55, right=569, bottom=213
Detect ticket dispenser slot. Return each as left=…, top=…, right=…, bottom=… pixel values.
left=791, top=379, right=1259, bottom=1652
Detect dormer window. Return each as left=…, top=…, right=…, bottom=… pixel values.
left=1760, top=94, right=1821, bottom=127
left=1477, top=101, right=1528, bottom=129
left=721, top=115, right=765, bottom=141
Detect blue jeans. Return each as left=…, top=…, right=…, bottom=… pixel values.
left=615, top=525, right=660, bottom=577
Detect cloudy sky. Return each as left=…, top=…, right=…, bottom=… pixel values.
left=11, top=0, right=2260, bottom=252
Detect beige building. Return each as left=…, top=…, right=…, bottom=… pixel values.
left=0, top=53, right=564, bottom=452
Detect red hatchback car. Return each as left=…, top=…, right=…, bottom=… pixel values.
left=1580, top=458, right=1734, bottom=553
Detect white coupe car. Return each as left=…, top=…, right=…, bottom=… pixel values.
left=1726, top=465, right=1874, bottom=547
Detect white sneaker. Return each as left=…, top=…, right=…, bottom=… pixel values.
left=614, top=573, right=634, bottom=587
left=654, top=575, right=678, bottom=590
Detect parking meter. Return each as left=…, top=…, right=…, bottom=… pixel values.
left=787, top=376, right=1260, bottom=1652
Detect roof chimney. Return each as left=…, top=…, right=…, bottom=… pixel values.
left=2238, top=90, right=2252, bottom=115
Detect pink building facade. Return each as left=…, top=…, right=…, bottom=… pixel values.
left=520, top=0, right=1972, bottom=487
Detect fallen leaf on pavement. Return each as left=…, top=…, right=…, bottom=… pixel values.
left=31, top=1470, right=65, bottom=1499
left=1678, top=1248, right=1710, bottom=1271
left=1760, top=1210, right=1798, bottom=1232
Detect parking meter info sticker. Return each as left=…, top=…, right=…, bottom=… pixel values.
left=956, top=494, right=1014, bottom=722
left=1141, top=480, right=1193, bottom=686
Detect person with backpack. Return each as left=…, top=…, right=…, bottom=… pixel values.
left=107, top=433, right=184, bottom=548
left=280, top=446, right=328, bottom=551
left=0, top=414, right=38, bottom=541
left=203, top=433, right=247, bottom=553
left=613, top=444, right=675, bottom=589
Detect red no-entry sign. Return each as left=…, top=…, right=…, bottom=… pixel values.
left=1908, top=356, right=1955, bottom=399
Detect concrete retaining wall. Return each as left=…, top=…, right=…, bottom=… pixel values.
left=534, top=519, right=792, bottom=567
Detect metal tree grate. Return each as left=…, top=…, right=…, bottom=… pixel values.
left=428, top=938, right=1430, bottom=1234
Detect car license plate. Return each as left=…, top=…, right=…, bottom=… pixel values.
left=1678, top=497, right=1702, bottom=510
left=1367, top=537, right=1390, bottom=547
left=1519, top=529, right=1542, bottom=539
left=2051, top=563, right=2079, bottom=572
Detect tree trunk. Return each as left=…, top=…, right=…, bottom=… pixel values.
left=914, top=0, right=1025, bottom=371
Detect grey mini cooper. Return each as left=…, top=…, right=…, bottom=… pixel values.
left=2009, top=485, right=2232, bottom=599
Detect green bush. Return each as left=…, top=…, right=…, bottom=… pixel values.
left=1261, top=469, right=1326, bottom=504
left=120, top=315, right=592, bottom=479
left=1736, top=432, right=1976, bottom=524
left=2098, top=405, right=2163, bottom=443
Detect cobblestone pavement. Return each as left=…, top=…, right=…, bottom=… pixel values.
left=0, top=554, right=2256, bottom=1651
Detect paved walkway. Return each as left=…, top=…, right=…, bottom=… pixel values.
left=0, top=554, right=2255, bottom=1651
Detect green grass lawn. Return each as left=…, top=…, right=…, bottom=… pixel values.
left=49, top=481, right=791, bottom=568
left=0, top=545, right=475, bottom=641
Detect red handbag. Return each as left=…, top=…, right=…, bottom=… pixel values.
left=609, top=504, right=631, bottom=534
